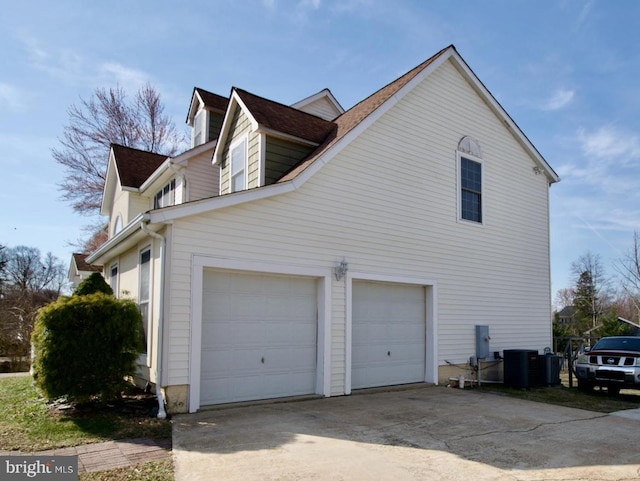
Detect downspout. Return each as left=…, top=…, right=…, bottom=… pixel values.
left=140, top=221, right=168, bottom=419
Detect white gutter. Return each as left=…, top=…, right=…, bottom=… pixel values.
left=140, top=220, right=167, bottom=420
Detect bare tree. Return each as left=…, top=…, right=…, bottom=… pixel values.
left=0, top=247, right=66, bottom=367
left=53, top=83, right=185, bottom=215
left=553, top=287, right=575, bottom=312
left=616, top=231, right=640, bottom=320
left=571, top=252, right=611, bottom=332
left=4, top=246, right=66, bottom=295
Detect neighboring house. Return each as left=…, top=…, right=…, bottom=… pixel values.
left=86, top=45, right=559, bottom=414
left=557, top=306, right=576, bottom=325
left=68, top=253, right=102, bottom=289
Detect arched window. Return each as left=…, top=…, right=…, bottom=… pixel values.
left=113, top=215, right=122, bottom=235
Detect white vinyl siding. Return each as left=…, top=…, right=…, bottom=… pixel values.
left=184, top=147, right=220, bottom=200
left=164, top=57, right=552, bottom=390
left=296, top=97, right=341, bottom=121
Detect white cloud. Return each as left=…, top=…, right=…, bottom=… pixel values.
left=542, top=89, right=574, bottom=111
left=0, top=83, right=28, bottom=113
left=578, top=126, right=640, bottom=162
left=98, top=62, right=151, bottom=92
left=18, top=33, right=153, bottom=92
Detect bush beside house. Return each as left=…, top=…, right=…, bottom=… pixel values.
left=31, top=282, right=142, bottom=402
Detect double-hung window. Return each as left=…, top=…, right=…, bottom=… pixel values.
left=230, top=137, right=247, bottom=192
left=139, top=249, right=151, bottom=354
left=459, top=155, right=483, bottom=223
left=109, top=263, right=119, bottom=297
left=154, top=179, right=176, bottom=209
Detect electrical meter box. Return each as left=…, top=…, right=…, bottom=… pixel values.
left=475, top=325, right=490, bottom=360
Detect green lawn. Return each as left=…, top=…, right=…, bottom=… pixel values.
left=0, top=376, right=171, bottom=452
left=79, top=460, right=174, bottom=481
left=480, top=371, right=640, bottom=413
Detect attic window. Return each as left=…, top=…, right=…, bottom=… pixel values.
left=192, top=109, right=206, bottom=147
left=230, top=137, right=247, bottom=192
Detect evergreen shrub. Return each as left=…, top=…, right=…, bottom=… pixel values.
left=31, top=292, right=141, bottom=402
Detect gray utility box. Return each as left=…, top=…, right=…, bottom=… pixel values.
left=475, top=325, right=490, bottom=360
left=538, top=353, right=562, bottom=386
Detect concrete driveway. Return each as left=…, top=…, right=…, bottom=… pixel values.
left=172, top=386, right=640, bottom=480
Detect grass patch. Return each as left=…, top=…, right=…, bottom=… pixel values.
left=79, top=459, right=174, bottom=481
left=480, top=372, right=640, bottom=413
left=0, top=376, right=171, bottom=452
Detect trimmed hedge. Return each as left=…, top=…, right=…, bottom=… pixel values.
left=73, top=272, right=114, bottom=296
left=31, top=293, right=142, bottom=402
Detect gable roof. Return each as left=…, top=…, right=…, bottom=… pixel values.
left=234, top=88, right=335, bottom=144
left=278, top=45, right=452, bottom=182
left=291, top=88, right=345, bottom=120
left=186, top=87, right=229, bottom=123
left=278, top=45, right=558, bottom=184
left=148, top=45, right=558, bottom=225
left=112, top=144, right=168, bottom=189
left=71, top=253, right=101, bottom=273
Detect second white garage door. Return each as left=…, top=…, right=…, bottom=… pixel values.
left=200, top=270, right=318, bottom=405
left=352, top=280, right=426, bottom=389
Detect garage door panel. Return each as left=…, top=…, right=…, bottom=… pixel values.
left=352, top=280, right=426, bottom=390
left=201, top=270, right=318, bottom=405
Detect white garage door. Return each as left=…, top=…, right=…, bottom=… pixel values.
left=352, top=280, right=426, bottom=389
left=200, top=270, right=318, bottom=405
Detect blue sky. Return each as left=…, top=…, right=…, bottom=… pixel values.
left=1, top=0, right=639, bottom=300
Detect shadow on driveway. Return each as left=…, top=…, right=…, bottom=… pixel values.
left=173, top=386, right=640, bottom=480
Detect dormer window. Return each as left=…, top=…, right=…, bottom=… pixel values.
left=154, top=179, right=176, bottom=209
left=192, top=109, right=206, bottom=147
left=230, top=137, right=247, bottom=192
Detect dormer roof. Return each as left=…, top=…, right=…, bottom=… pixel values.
left=234, top=88, right=335, bottom=144
left=186, top=87, right=229, bottom=124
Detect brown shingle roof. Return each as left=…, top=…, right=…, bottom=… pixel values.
left=195, top=88, right=229, bottom=112
left=112, top=144, right=168, bottom=188
left=235, top=88, right=335, bottom=144
left=72, top=253, right=101, bottom=273
left=278, top=45, right=452, bottom=182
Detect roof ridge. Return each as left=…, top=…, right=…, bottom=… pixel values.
left=111, top=143, right=169, bottom=158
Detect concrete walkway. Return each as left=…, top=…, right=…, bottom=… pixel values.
left=1, top=438, right=172, bottom=473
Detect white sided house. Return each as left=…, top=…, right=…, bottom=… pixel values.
left=87, top=45, right=559, bottom=414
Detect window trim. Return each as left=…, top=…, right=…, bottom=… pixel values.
left=109, top=263, right=119, bottom=297
left=229, top=135, right=248, bottom=193
left=456, top=151, right=484, bottom=225
left=192, top=108, right=206, bottom=147
left=138, top=247, right=152, bottom=362
left=153, top=179, right=176, bottom=209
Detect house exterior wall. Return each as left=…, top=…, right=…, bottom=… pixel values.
left=162, top=58, right=553, bottom=402
left=184, top=147, right=220, bottom=201
left=109, top=189, right=145, bottom=237
left=264, top=137, right=314, bottom=185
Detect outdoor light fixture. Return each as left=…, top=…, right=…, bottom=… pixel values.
left=335, top=258, right=348, bottom=281
left=532, top=166, right=543, bottom=175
